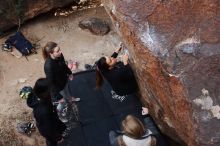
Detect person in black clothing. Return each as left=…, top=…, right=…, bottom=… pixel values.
left=96, top=45, right=138, bottom=96
left=42, top=41, right=72, bottom=103
left=42, top=41, right=80, bottom=122
left=27, top=78, right=66, bottom=146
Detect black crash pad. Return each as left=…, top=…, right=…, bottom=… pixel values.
left=60, top=70, right=168, bottom=146
left=68, top=71, right=112, bottom=124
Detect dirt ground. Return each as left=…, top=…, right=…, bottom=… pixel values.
left=0, top=6, right=121, bottom=146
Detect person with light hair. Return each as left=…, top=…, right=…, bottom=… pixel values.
left=109, top=112, right=156, bottom=146
left=42, top=41, right=80, bottom=123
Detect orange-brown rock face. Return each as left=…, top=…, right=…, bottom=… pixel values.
left=102, top=0, right=220, bottom=146
left=0, top=0, right=77, bottom=32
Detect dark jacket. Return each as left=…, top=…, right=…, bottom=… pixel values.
left=102, top=62, right=138, bottom=96
left=27, top=94, right=66, bottom=141
left=44, top=54, right=72, bottom=102
left=101, top=52, right=138, bottom=96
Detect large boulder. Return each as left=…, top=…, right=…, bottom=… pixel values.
left=102, top=0, right=220, bottom=146
left=0, top=0, right=79, bottom=33
left=79, top=17, right=110, bottom=35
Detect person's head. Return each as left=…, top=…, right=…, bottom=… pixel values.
left=42, top=41, right=62, bottom=60
left=33, top=78, right=51, bottom=104
left=122, top=115, right=145, bottom=139
left=105, top=56, right=117, bottom=67
left=95, top=56, right=117, bottom=89
left=96, top=56, right=117, bottom=71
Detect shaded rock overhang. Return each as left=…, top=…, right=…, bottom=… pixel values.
left=0, top=0, right=79, bottom=33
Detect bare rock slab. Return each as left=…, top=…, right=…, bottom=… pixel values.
left=102, top=0, right=220, bottom=146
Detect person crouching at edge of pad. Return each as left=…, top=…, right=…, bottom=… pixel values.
left=109, top=108, right=156, bottom=146
left=96, top=44, right=138, bottom=96
left=42, top=41, right=80, bottom=123
left=27, top=78, right=66, bottom=146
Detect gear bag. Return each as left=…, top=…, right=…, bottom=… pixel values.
left=5, top=31, right=35, bottom=55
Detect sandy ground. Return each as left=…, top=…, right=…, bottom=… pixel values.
left=0, top=6, right=121, bottom=146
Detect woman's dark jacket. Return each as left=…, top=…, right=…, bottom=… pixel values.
left=27, top=94, right=66, bottom=141
left=101, top=52, right=138, bottom=96
left=44, top=54, right=72, bottom=102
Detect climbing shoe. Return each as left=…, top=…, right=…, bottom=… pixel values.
left=17, top=122, right=35, bottom=136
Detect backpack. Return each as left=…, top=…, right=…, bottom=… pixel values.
left=5, top=31, right=35, bottom=56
